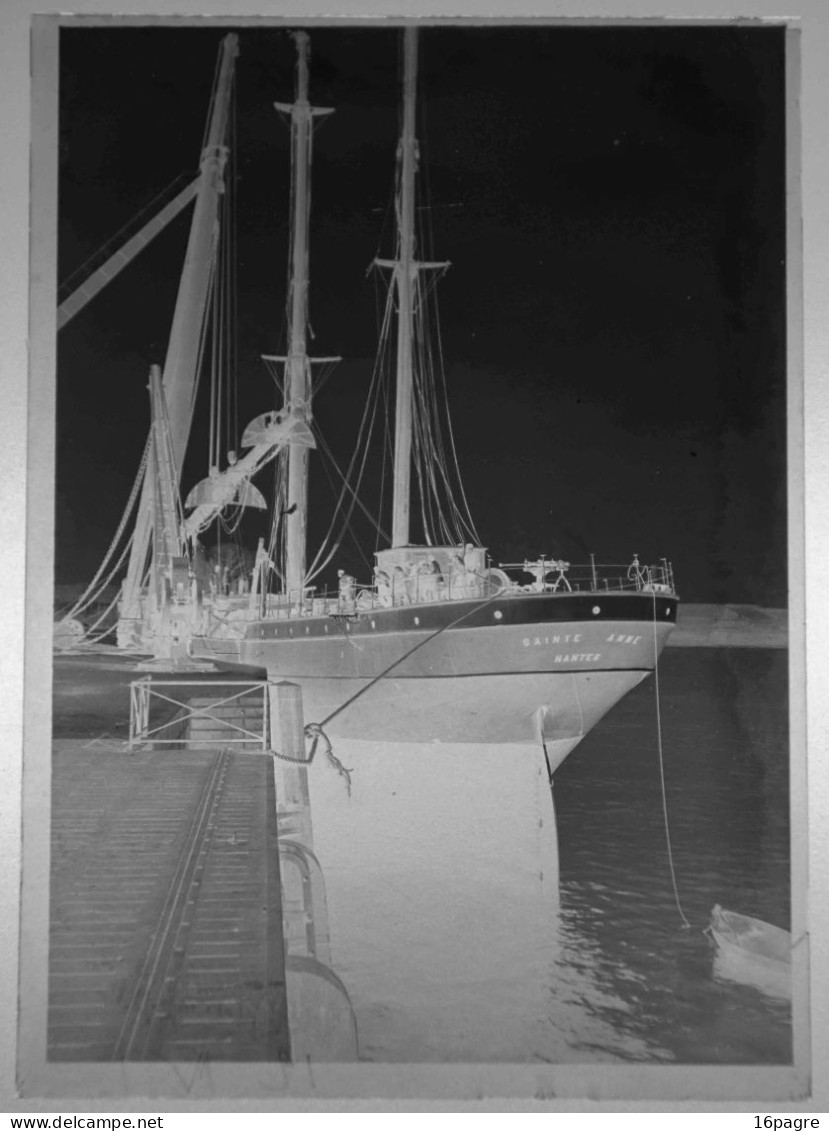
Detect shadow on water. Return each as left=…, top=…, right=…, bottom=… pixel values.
left=280, top=647, right=791, bottom=1064
left=290, top=740, right=568, bottom=1063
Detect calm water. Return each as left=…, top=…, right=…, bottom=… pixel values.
left=552, top=647, right=791, bottom=1065
left=286, top=647, right=792, bottom=1064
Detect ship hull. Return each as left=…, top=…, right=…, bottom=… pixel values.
left=190, top=591, right=677, bottom=754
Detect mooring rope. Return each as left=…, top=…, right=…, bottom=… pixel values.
left=305, top=723, right=353, bottom=795
left=271, top=721, right=353, bottom=795
left=317, top=583, right=505, bottom=730
left=285, top=585, right=506, bottom=796
left=652, top=591, right=692, bottom=930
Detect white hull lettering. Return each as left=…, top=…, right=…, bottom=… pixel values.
left=522, top=633, right=584, bottom=647
left=605, top=633, right=642, bottom=645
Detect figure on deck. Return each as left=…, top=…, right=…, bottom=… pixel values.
left=391, top=565, right=409, bottom=605
left=338, top=569, right=356, bottom=613
left=374, top=567, right=393, bottom=607
left=449, top=543, right=480, bottom=599
left=462, top=543, right=482, bottom=597
left=417, top=557, right=443, bottom=603
left=449, top=547, right=468, bottom=599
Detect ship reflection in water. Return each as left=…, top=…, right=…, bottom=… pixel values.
left=275, top=648, right=791, bottom=1065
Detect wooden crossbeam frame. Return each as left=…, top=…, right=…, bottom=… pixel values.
left=129, top=678, right=271, bottom=751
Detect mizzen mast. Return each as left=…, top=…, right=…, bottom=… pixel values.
left=374, top=27, right=449, bottom=548
left=391, top=27, right=418, bottom=548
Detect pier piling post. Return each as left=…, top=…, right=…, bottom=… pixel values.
left=269, top=680, right=306, bottom=759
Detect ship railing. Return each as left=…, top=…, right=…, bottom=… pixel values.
left=342, top=569, right=495, bottom=611
left=261, top=574, right=489, bottom=616
left=258, top=558, right=674, bottom=618
left=495, top=557, right=675, bottom=595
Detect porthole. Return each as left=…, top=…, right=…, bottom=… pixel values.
left=494, top=610, right=503, bottom=620
left=414, top=616, right=420, bottom=626
left=371, top=620, right=376, bottom=629
left=592, top=606, right=601, bottom=615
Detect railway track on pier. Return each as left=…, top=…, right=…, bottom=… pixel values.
left=48, top=742, right=289, bottom=1062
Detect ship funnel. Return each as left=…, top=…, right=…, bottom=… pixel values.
left=241, top=409, right=316, bottom=450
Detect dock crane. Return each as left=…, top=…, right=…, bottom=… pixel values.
left=56, top=34, right=308, bottom=661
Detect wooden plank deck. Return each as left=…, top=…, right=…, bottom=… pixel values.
left=48, top=740, right=289, bottom=1062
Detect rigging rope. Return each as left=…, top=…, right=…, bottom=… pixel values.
left=209, top=285, right=219, bottom=470
left=189, top=249, right=217, bottom=431
left=316, top=429, right=389, bottom=540
left=427, top=302, right=480, bottom=544
left=267, top=453, right=289, bottom=583
left=293, top=581, right=505, bottom=793
left=208, top=130, right=237, bottom=476
left=303, top=295, right=394, bottom=585
left=424, top=282, right=478, bottom=542
left=76, top=586, right=123, bottom=642
left=374, top=374, right=392, bottom=558
left=62, top=437, right=151, bottom=623
left=412, top=94, right=480, bottom=547
left=228, top=97, right=239, bottom=459
left=652, top=591, right=692, bottom=930
left=61, top=531, right=136, bottom=641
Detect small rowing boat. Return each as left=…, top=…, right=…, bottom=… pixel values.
left=709, top=903, right=791, bottom=1000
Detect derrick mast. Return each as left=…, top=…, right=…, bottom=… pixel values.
left=117, top=34, right=239, bottom=648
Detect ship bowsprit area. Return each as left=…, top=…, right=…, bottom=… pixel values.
left=48, top=741, right=290, bottom=1062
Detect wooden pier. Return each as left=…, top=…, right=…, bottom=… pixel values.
left=48, top=739, right=290, bottom=1062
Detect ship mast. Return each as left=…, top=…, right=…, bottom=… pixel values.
left=377, top=28, right=449, bottom=548
left=274, top=31, right=333, bottom=601
left=391, top=27, right=418, bottom=548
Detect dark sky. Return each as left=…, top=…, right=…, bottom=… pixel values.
left=55, top=21, right=787, bottom=604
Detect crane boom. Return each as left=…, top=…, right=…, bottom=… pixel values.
left=57, top=178, right=200, bottom=330
left=117, top=33, right=239, bottom=650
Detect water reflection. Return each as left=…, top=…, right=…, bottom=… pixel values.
left=274, top=761, right=359, bottom=1061
left=276, top=741, right=667, bottom=1063
left=271, top=650, right=792, bottom=1065
left=553, top=648, right=792, bottom=1065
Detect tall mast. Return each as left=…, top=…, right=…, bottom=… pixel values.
left=275, top=31, right=332, bottom=600
left=391, top=27, right=419, bottom=548
left=118, top=33, right=238, bottom=643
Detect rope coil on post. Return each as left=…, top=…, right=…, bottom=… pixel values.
left=270, top=588, right=509, bottom=800
left=305, top=722, right=353, bottom=795
left=270, top=720, right=352, bottom=796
